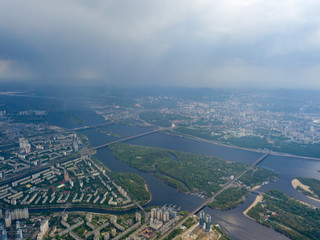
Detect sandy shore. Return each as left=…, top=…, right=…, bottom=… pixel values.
left=243, top=195, right=263, bottom=219
left=292, top=179, right=311, bottom=192
left=292, top=179, right=320, bottom=202
left=251, top=185, right=262, bottom=191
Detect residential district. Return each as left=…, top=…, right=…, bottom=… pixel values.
left=0, top=205, right=221, bottom=240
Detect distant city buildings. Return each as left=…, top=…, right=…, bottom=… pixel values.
left=91, top=92, right=320, bottom=149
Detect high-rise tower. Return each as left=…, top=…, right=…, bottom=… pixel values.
left=205, top=214, right=211, bottom=232
left=199, top=210, right=205, bottom=228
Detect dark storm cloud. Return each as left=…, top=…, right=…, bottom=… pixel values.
left=1, top=0, right=320, bottom=88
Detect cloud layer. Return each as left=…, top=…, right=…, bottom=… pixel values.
left=1, top=0, right=320, bottom=88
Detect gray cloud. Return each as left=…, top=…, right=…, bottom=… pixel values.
left=1, top=0, right=320, bottom=88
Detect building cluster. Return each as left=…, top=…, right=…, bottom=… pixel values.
left=51, top=211, right=141, bottom=240
left=0, top=208, right=28, bottom=240
left=0, top=208, right=142, bottom=240
left=3, top=208, right=29, bottom=228
left=19, top=138, right=31, bottom=154
left=149, top=207, right=177, bottom=230
left=0, top=132, right=82, bottom=180
left=0, top=119, right=48, bottom=149
left=199, top=210, right=211, bottom=232
left=0, top=155, right=133, bottom=209
left=0, top=107, right=47, bottom=140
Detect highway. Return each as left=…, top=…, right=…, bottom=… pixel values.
left=159, top=152, right=270, bottom=239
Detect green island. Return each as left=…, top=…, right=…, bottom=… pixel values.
left=109, top=143, right=278, bottom=209
left=292, top=177, right=320, bottom=200
left=247, top=189, right=320, bottom=240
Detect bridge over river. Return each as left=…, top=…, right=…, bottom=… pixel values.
left=73, top=122, right=116, bottom=131
left=92, top=128, right=169, bottom=150
left=159, top=152, right=270, bottom=239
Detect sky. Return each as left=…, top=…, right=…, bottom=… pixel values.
left=1, top=0, right=320, bottom=89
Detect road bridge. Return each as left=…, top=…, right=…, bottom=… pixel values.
left=93, top=129, right=162, bottom=150
left=160, top=152, right=270, bottom=239
left=73, top=122, right=116, bottom=131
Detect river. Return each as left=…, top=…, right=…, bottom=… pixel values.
left=47, top=106, right=320, bottom=240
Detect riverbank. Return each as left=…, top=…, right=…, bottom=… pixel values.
left=243, top=194, right=263, bottom=220
left=291, top=179, right=320, bottom=202
left=144, top=183, right=153, bottom=205
left=166, top=130, right=320, bottom=162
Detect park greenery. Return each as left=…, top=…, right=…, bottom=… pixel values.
left=110, top=172, right=151, bottom=204
left=296, top=177, right=320, bottom=200
left=208, top=187, right=249, bottom=210
left=248, top=189, right=320, bottom=240
left=240, top=168, right=276, bottom=186
left=153, top=173, right=189, bottom=192
left=109, top=143, right=278, bottom=201
left=182, top=217, right=198, bottom=229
